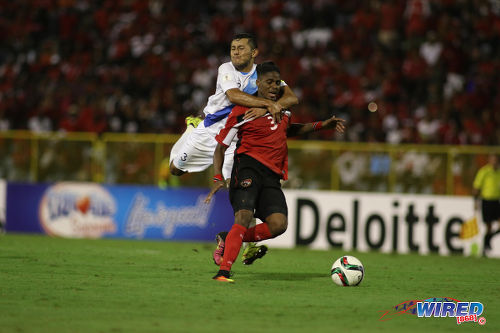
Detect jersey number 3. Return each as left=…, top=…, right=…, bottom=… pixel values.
left=266, top=116, right=278, bottom=131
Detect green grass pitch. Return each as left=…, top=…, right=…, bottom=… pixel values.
left=0, top=233, right=498, bottom=333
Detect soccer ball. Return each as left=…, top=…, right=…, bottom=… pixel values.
left=330, top=255, right=364, bottom=286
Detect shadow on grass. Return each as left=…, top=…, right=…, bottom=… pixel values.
left=245, top=272, right=326, bottom=281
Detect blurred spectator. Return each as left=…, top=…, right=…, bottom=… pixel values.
left=420, top=31, right=443, bottom=67
left=416, top=108, right=441, bottom=143
left=0, top=0, right=498, bottom=145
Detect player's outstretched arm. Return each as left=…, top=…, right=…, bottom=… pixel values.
left=287, top=115, right=346, bottom=137
left=205, top=143, right=228, bottom=204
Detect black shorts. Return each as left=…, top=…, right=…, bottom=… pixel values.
left=229, top=154, right=288, bottom=220
left=481, top=199, right=500, bottom=224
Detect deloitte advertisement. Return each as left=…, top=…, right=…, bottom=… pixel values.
left=6, top=182, right=234, bottom=241
left=263, top=190, right=499, bottom=258
left=5, top=183, right=499, bottom=258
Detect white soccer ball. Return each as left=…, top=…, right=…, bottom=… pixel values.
left=330, top=255, right=364, bottom=286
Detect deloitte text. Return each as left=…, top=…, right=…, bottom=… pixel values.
left=295, top=198, right=464, bottom=253
left=265, top=190, right=478, bottom=256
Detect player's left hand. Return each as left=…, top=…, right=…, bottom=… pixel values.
left=204, top=180, right=226, bottom=204
left=244, top=107, right=267, bottom=121
left=323, top=116, right=346, bottom=133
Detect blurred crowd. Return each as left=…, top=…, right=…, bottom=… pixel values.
left=0, top=0, right=499, bottom=145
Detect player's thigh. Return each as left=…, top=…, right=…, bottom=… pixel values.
left=229, top=160, right=261, bottom=214
left=171, top=131, right=215, bottom=173
left=256, top=179, right=288, bottom=220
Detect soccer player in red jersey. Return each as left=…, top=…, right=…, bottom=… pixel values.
left=205, top=61, right=345, bottom=282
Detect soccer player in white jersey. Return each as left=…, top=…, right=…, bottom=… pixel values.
left=169, top=33, right=297, bottom=178
left=168, top=33, right=299, bottom=265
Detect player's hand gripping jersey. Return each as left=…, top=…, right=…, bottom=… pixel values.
left=215, top=106, right=291, bottom=180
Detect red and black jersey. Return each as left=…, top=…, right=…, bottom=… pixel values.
left=215, top=105, right=290, bottom=180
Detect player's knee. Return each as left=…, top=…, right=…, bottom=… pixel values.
left=273, top=219, right=288, bottom=236
left=268, top=215, right=287, bottom=237
left=235, top=210, right=254, bottom=228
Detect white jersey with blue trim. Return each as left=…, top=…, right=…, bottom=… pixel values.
left=202, top=62, right=258, bottom=128
left=170, top=62, right=288, bottom=178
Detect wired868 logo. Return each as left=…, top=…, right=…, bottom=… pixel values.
left=379, top=297, right=486, bottom=326
left=417, top=300, right=486, bottom=325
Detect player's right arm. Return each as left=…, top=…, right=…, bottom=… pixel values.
left=205, top=142, right=227, bottom=204
left=205, top=106, right=246, bottom=204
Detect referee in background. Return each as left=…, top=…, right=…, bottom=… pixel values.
left=473, top=154, right=500, bottom=255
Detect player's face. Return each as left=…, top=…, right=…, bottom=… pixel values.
left=256, top=71, right=281, bottom=101
left=230, top=38, right=257, bottom=72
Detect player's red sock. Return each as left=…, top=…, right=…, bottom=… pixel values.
left=243, top=223, right=273, bottom=242
left=220, top=224, right=247, bottom=271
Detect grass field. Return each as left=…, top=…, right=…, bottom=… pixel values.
left=1, top=233, right=498, bottom=333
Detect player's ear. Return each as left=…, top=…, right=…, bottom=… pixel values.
left=252, top=48, right=259, bottom=58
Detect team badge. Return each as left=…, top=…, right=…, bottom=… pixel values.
left=240, top=178, right=252, bottom=187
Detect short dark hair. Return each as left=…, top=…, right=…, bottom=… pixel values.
left=256, top=61, right=280, bottom=77
left=232, top=33, right=258, bottom=49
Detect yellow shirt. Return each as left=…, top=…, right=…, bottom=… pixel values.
left=473, top=165, right=500, bottom=200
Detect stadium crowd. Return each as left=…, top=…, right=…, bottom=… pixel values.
left=0, top=0, right=499, bottom=145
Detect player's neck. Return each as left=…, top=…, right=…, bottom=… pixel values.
left=236, top=63, right=254, bottom=73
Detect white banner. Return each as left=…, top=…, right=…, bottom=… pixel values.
left=262, top=190, right=499, bottom=258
